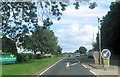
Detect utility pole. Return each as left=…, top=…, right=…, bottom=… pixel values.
left=93, top=34, right=94, bottom=43
left=97, top=16, right=102, bottom=66
left=92, top=34, right=94, bottom=52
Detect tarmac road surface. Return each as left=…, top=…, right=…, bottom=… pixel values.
left=37, top=55, right=96, bottom=77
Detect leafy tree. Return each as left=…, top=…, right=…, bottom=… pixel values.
left=1, top=1, right=97, bottom=54
left=98, top=2, right=120, bottom=54
left=21, top=26, right=59, bottom=54
left=2, top=35, right=17, bottom=54
left=79, top=46, right=87, bottom=54
left=1, top=1, right=97, bottom=40
left=74, top=50, right=79, bottom=53
left=92, top=33, right=99, bottom=51
left=92, top=42, right=98, bottom=51
left=74, top=46, right=87, bottom=54
left=57, top=46, right=62, bottom=54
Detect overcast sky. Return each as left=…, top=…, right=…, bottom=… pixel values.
left=50, top=0, right=116, bottom=53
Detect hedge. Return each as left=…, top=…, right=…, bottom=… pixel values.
left=17, top=53, right=36, bottom=63
left=2, top=52, right=50, bottom=63
left=17, top=53, right=44, bottom=63
left=35, top=54, right=43, bottom=59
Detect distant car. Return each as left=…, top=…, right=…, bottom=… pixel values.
left=87, top=50, right=93, bottom=58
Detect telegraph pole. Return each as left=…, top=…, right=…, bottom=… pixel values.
left=97, top=16, right=102, bottom=65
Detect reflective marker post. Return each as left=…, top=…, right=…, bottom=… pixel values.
left=93, top=51, right=99, bottom=64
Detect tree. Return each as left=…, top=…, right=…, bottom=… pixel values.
left=74, top=50, right=79, bottom=53
left=1, top=1, right=97, bottom=54
left=79, top=46, right=87, bottom=54
left=100, top=2, right=120, bottom=54
left=21, top=26, right=59, bottom=54
left=92, top=42, right=98, bottom=51
left=1, top=1, right=97, bottom=40
left=92, top=33, right=99, bottom=51
left=2, top=35, right=17, bottom=54
left=57, top=46, right=62, bottom=54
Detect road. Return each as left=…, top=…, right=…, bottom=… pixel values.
left=37, top=55, right=96, bottom=77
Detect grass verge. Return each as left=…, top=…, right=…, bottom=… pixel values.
left=80, top=54, right=87, bottom=57
left=2, top=57, right=63, bottom=75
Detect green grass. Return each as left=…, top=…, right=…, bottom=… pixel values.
left=2, top=57, right=63, bottom=75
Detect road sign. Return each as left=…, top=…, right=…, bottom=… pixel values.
left=101, top=49, right=111, bottom=67
left=101, top=49, right=111, bottom=59
left=0, top=54, right=17, bottom=64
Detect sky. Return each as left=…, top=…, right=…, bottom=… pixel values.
left=50, top=0, right=116, bottom=53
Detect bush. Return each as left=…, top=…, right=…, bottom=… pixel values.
left=17, top=53, right=36, bottom=63
left=17, top=53, right=44, bottom=63
left=2, top=52, right=11, bottom=55
left=30, top=53, right=36, bottom=59
left=35, top=54, right=43, bottom=59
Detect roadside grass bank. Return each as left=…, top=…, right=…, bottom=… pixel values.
left=2, top=57, right=63, bottom=76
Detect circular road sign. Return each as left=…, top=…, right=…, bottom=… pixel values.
left=101, top=49, right=111, bottom=59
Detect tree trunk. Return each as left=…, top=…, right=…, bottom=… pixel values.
left=34, top=50, right=36, bottom=54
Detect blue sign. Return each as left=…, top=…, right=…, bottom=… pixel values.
left=101, top=49, right=111, bottom=59
left=0, top=54, right=17, bottom=64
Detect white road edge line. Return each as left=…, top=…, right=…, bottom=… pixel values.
left=37, top=58, right=63, bottom=77
left=81, top=63, right=87, bottom=68
left=90, top=70, right=97, bottom=75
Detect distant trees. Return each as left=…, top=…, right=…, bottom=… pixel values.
left=75, top=46, right=87, bottom=54
left=94, top=2, right=120, bottom=54
left=57, top=46, right=62, bottom=54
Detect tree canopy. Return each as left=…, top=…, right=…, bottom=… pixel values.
left=94, top=2, right=120, bottom=54
left=1, top=1, right=97, bottom=54
left=2, top=35, right=17, bottom=54
left=1, top=1, right=97, bottom=40
left=75, top=46, right=87, bottom=54
left=21, top=26, right=60, bottom=54
left=101, top=2, right=120, bottom=54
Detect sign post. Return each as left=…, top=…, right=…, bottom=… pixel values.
left=101, top=49, right=111, bottom=67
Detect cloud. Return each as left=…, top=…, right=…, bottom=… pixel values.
left=56, top=24, right=98, bottom=52
left=58, top=29, right=65, bottom=33
left=51, top=0, right=115, bottom=53
left=61, top=5, right=109, bottom=18
left=95, top=0, right=116, bottom=5
left=52, top=4, right=109, bottom=25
